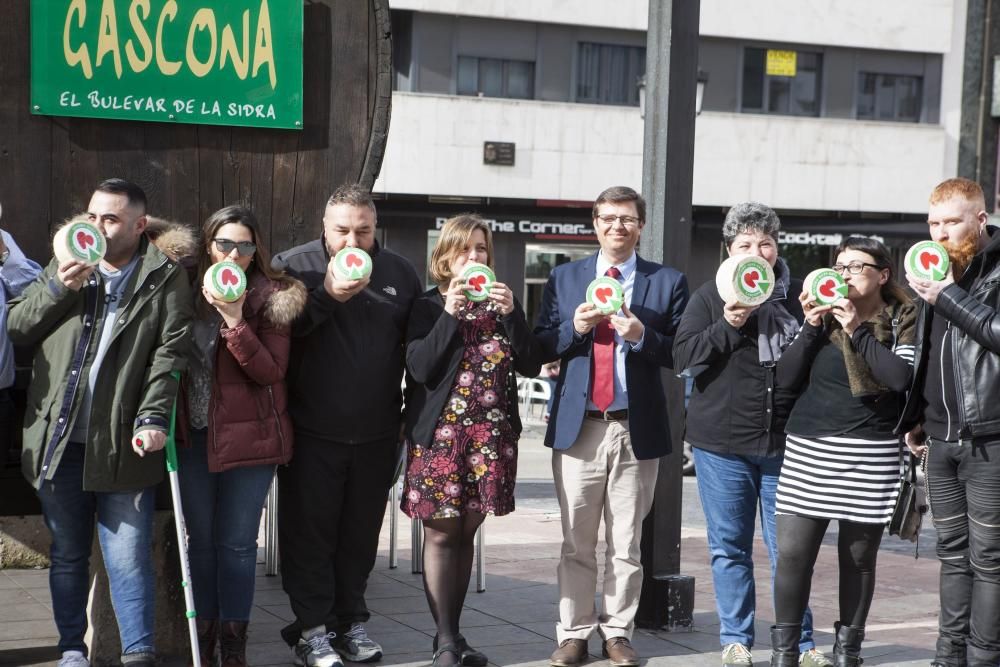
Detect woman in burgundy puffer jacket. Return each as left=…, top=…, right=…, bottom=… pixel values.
left=178, top=205, right=306, bottom=667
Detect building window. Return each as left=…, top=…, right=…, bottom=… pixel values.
left=856, top=73, right=923, bottom=122
left=576, top=42, right=646, bottom=106
left=741, top=48, right=822, bottom=117
left=457, top=56, right=535, bottom=99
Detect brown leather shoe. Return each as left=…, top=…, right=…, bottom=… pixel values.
left=602, top=637, right=639, bottom=667
left=550, top=639, right=588, bottom=666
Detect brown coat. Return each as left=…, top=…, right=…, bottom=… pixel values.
left=183, top=270, right=307, bottom=472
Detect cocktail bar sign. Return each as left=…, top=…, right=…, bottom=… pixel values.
left=30, top=0, right=303, bottom=130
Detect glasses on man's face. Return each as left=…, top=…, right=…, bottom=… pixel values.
left=832, top=261, right=881, bottom=275
left=213, top=238, right=256, bottom=257
left=596, top=214, right=641, bottom=229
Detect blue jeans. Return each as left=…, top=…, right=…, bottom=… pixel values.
left=177, top=428, right=275, bottom=621
left=693, top=446, right=815, bottom=650
left=37, top=442, right=156, bottom=657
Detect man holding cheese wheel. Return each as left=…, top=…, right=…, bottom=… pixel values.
left=8, top=178, right=194, bottom=667
left=899, top=177, right=1000, bottom=667
left=535, top=185, right=688, bottom=667
left=272, top=184, right=422, bottom=667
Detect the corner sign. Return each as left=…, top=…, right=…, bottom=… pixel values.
left=30, top=0, right=303, bottom=130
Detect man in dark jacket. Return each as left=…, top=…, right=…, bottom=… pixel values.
left=900, top=177, right=1000, bottom=667
left=8, top=179, right=194, bottom=667
left=272, top=184, right=421, bottom=667
left=535, top=186, right=688, bottom=667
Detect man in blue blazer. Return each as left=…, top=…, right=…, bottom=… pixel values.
left=535, top=186, right=689, bottom=667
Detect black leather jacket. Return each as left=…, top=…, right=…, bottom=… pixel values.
left=897, top=229, right=1000, bottom=439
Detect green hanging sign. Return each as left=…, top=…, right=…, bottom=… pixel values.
left=30, top=0, right=303, bottom=130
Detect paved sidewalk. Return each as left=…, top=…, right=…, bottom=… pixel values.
left=0, top=420, right=942, bottom=666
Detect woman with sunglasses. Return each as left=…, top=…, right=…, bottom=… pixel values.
left=177, top=206, right=306, bottom=666
left=769, top=237, right=915, bottom=667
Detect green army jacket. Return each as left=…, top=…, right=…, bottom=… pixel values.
left=8, top=221, right=194, bottom=492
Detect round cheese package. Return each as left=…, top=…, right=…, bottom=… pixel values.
left=333, top=247, right=373, bottom=281
left=586, top=276, right=625, bottom=315
left=905, top=240, right=950, bottom=282
left=203, top=260, right=248, bottom=303
left=715, top=254, right=775, bottom=306
left=803, top=268, right=849, bottom=306
left=460, top=262, right=496, bottom=302
left=53, top=217, right=106, bottom=266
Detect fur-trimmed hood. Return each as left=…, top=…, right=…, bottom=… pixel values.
left=144, top=216, right=198, bottom=262
left=246, top=271, right=307, bottom=328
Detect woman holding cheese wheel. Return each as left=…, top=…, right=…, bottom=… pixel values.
left=673, top=203, right=827, bottom=667
left=177, top=205, right=306, bottom=667
left=404, top=214, right=541, bottom=667
left=770, top=237, right=916, bottom=667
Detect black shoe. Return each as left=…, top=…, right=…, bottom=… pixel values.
left=432, top=644, right=461, bottom=667
left=769, top=624, right=801, bottom=667
left=433, top=633, right=488, bottom=666
left=832, top=621, right=865, bottom=667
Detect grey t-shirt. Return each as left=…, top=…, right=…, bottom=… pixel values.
left=69, top=255, right=141, bottom=443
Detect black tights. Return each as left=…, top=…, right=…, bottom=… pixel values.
left=773, top=514, right=885, bottom=628
left=422, top=513, right=486, bottom=663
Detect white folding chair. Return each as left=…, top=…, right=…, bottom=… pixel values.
left=521, top=378, right=552, bottom=417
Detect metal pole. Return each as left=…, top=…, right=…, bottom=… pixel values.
left=635, top=0, right=700, bottom=631
left=389, top=480, right=399, bottom=569
left=264, top=475, right=279, bottom=577
left=410, top=517, right=423, bottom=574
left=475, top=523, right=486, bottom=592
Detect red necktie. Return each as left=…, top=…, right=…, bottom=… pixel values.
left=590, top=266, right=621, bottom=412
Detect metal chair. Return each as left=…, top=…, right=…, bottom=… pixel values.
left=409, top=519, right=486, bottom=592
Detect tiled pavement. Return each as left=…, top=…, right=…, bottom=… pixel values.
left=0, top=426, right=942, bottom=666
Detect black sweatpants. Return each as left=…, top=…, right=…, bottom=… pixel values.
left=278, top=432, right=400, bottom=645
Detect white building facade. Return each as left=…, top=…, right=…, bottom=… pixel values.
left=373, top=0, right=966, bottom=319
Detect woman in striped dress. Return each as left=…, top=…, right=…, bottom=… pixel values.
left=768, top=237, right=916, bottom=667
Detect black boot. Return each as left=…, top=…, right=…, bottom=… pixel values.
left=769, top=623, right=801, bottom=667
left=931, top=636, right=966, bottom=666
left=967, top=644, right=1000, bottom=667
left=194, top=619, right=219, bottom=667
left=832, top=622, right=865, bottom=667
left=219, top=621, right=249, bottom=667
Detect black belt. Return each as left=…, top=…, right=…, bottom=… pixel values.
left=585, top=409, right=628, bottom=421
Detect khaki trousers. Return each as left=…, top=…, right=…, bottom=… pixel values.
left=552, top=417, right=659, bottom=642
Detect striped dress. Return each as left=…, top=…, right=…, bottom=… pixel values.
left=776, top=329, right=915, bottom=524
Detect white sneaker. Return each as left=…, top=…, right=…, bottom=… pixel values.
left=58, top=651, right=90, bottom=667
left=333, top=623, right=383, bottom=663
left=721, top=643, right=753, bottom=667
left=293, top=631, right=345, bottom=667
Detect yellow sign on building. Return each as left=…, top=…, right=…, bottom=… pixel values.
left=766, top=50, right=797, bottom=77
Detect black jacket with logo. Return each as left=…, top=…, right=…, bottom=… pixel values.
left=898, top=228, right=1000, bottom=440
left=273, top=239, right=421, bottom=444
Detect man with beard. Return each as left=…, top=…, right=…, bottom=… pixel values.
left=900, top=177, right=1000, bottom=667
left=272, top=184, right=421, bottom=667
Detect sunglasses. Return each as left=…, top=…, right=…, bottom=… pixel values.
left=213, top=238, right=256, bottom=257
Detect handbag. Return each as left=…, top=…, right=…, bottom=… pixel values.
left=885, top=308, right=928, bottom=553
left=888, top=452, right=925, bottom=541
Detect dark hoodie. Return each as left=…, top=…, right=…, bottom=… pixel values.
left=907, top=226, right=1000, bottom=441
left=272, top=239, right=422, bottom=444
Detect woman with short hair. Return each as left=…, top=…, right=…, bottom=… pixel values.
left=673, top=202, right=826, bottom=667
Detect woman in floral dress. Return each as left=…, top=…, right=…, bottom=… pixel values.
left=404, top=214, right=541, bottom=667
